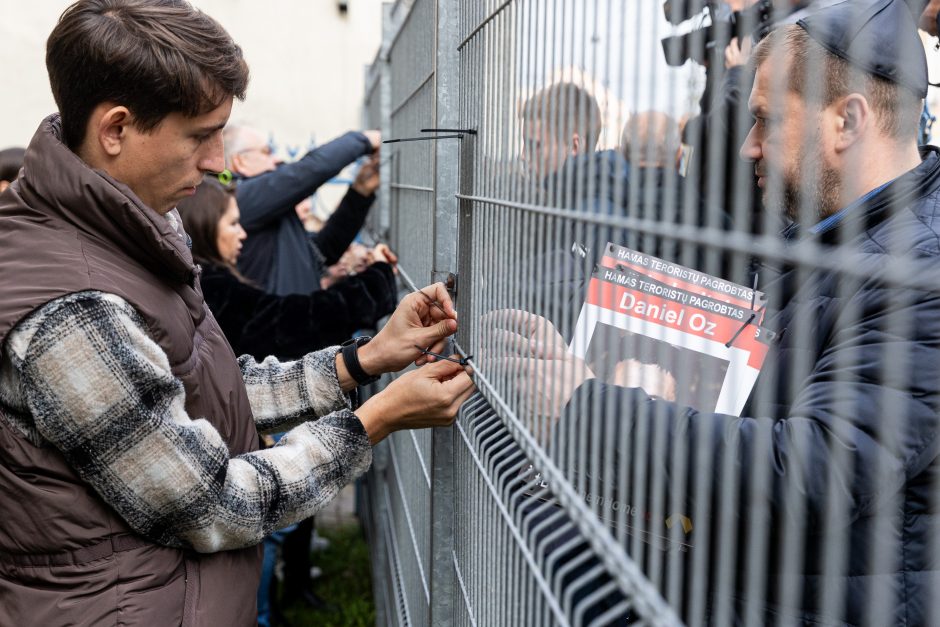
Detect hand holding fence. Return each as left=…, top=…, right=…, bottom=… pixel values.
left=358, top=282, right=458, bottom=374
left=355, top=358, right=475, bottom=444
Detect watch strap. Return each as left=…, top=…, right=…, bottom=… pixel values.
left=341, top=337, right=379, bottom=386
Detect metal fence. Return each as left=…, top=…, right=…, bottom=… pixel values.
left=359, top=1, right=940, bottom=625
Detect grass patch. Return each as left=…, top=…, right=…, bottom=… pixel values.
left=278, top=523, right=375, bottom=627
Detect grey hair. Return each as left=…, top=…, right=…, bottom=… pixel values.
left=222, top=123, right=264, bottom=169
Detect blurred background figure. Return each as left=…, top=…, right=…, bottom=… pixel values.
left=177, top=177, right=397, bottom=361
left=295, top=196, right=325, bottom=232
left=517, top=82, right=633, bottom=338
left=224, top=123, right=382, bottom=296
left=620, top=110, right=683, bottom=228
left=620, top=110, right=681, bottom=172
left=520, top=81, right=629, bottom=213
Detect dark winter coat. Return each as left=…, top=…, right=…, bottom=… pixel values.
left=200, top=262, right=397, bottom=361
left=235, top=131, right=375, bottom=296
left=560, top=148, right=940, bottom=625
left=518, top=150, right=632, bottom=339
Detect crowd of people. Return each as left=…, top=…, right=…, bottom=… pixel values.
left=0, top=1, right=474, bottom=626
left=3, top=0, right=940, bottom=625
left=491, top=0, right=940, bottom=624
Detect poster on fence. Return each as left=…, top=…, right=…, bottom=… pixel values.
left=569, top=243, right=772, bottom=416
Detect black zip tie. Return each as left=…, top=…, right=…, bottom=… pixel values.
left=416, top=287, right=449, bottom=317
left=414, top=345, right=472, bottom=366
left=724, top=272, right=764, bottom=348
left=725, top=312, right=757, bottom=348
left=420, top=128, right=478, bottom=135
left=412, top=288, right=467, bottom=364
left=383, top=134, right=465, bottom=144
left=384, top=128, right=478, bottom=144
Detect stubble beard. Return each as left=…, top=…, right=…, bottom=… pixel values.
left=765, top=143, right=842, bottom=225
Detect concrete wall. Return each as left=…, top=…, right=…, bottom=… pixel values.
left=0, top=0, right=385, bottom=210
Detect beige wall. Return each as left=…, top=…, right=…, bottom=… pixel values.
left=0, top=0, right=384, bottom=208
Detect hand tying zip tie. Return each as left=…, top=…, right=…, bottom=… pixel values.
left=413, top=346, right=473, bottom=366
left=411, top=287, right=472, bottom=366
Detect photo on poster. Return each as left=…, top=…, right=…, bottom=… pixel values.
left=584, top=322, right=730, bottom=413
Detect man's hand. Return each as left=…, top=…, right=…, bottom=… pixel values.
left=352, top=154, right=380, bottom=196
left=725, top=0, right=760, bottom=10
left=370, top=243, right=398, bottom=270
left=724, top=36, right=753, bottom=69
left=356, top=359, right=476, bottom=444
left=362, top=130, right=381, bottom=152
left=479, top=308, right=593, bottom=424
left=480, top=309, right=567, bottom=361
left=504, top=353, right=595, bottom=424
left=370, top=243, right=399, bottom=275
left=358, top=282, right=458, bottom=374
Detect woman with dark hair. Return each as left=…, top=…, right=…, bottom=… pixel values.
left=178, top=177, right=397, bottom=360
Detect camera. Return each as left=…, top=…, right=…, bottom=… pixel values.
left=663, top=0, right=710, bottom=25
left=660, top=0, right=775, bottom=67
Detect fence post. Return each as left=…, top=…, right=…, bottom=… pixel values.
left=428, top=0, right=460, bottom=625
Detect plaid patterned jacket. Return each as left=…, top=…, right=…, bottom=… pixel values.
left=0, top=290, right=372, bottom=552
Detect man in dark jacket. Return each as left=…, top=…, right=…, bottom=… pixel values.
left=224, top=123, right=381, bottom=295
left=516, top=82, right=633, bottom=338
left=499, top=1, right=940, bottom=623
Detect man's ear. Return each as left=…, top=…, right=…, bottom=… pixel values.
left=95, top=105, right=134, bottom=157
left=571, top=133, right=583, bottom=155
left=229, top=153, right=244, bottom=175
left=835, top=93, right=870, bottom=152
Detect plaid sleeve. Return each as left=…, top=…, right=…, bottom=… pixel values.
left=238, top=348, right=353, bottom=435
left=6, top=291, right=372, bottom=552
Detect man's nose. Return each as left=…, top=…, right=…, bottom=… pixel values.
left=740, top=126, right=761, bottom=162
left=200, top=134, right=226, bottom=174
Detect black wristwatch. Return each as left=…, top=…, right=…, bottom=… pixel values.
left=341, top=336, right=380, bottom=386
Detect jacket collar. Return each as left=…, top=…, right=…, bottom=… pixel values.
left=755, top=146, right=940, bottom=311
left=783, top=146, right=940, bottom=246
left=14, top=114, right=196, bottom=285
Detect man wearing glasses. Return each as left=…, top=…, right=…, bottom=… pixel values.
left=223, top=124, right=382, bottom=296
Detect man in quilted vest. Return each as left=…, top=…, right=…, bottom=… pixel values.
left=0, top=1, right=474, bottom=625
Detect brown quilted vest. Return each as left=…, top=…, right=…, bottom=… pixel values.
left=0, top=115, right=262, bottom=626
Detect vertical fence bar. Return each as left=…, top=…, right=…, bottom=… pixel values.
left=428, top=0, right=461, bottom=624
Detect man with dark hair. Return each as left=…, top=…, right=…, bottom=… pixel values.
left=504, top=0, right=940, bottom=623
left=521, top=81, right=605, bottom=184
left=517, top=82, right=632, bottom=338
left=0, top=1, right=473, bottom=625
left=224, top=123, right=384, bottom=295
